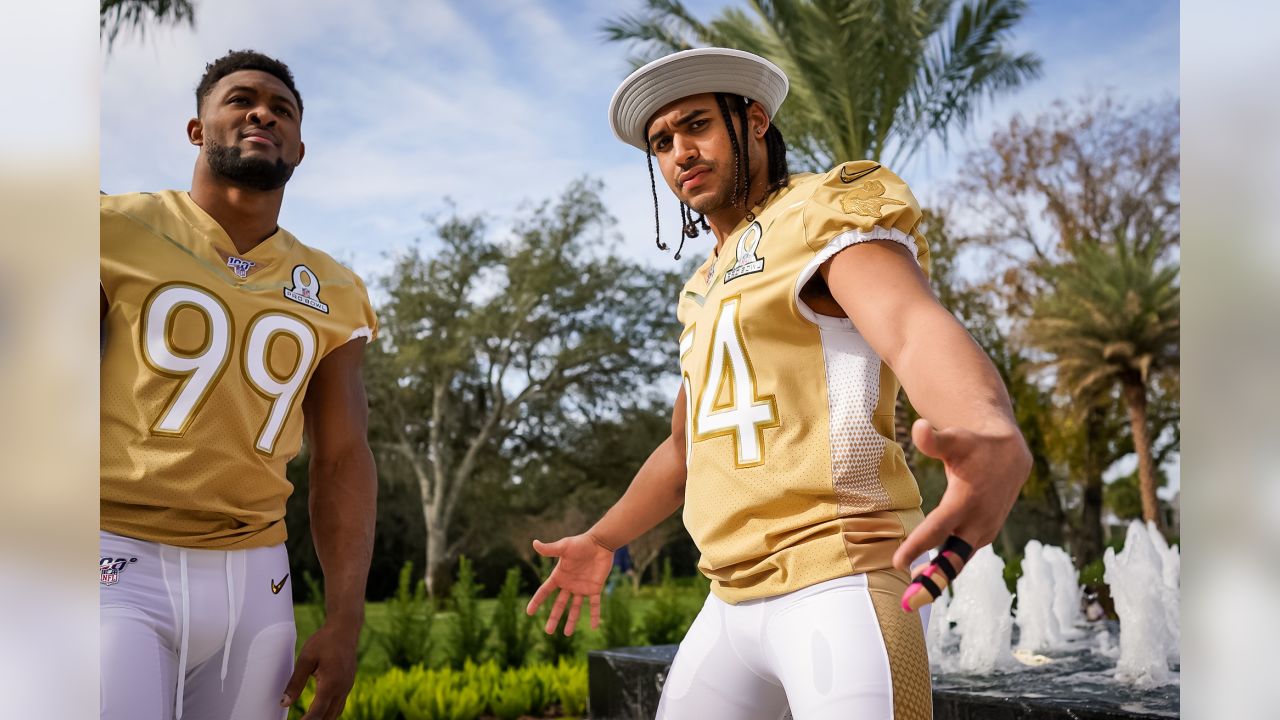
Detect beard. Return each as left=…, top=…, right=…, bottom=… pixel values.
left=205, top=140, right=295, bottom=191
left=680, top=164, right=735, bottom=215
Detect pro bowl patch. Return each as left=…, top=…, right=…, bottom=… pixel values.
left=723, top=222, right=765, bottom=284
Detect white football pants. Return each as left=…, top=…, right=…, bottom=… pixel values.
left=657, top=568, right=933, bottom=720
left=99, top=530, right=296, bottom=720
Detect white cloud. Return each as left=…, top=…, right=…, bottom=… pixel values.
left=102, top=0, right=1178, bottom=281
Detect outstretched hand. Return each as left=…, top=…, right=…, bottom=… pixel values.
left=894, top=417, right=1030, bottom=611
left=525, top=533, right=615, bottom=636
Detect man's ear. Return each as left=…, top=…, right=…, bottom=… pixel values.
left=296, top=141, right=305, bottom=167
left=748, top=102, right=770, bottom=139
left=187, top=118, right=203, bottom=147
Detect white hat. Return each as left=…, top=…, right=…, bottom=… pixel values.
left=608, top=47, right=789, bottom=151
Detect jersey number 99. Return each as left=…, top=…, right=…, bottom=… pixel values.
left=140, top=284, right=318, bottom=456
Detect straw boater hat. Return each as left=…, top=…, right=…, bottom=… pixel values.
left=608, top=47, right=789, bottom=152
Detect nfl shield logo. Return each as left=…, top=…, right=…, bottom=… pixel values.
left=227, top=256, right=255, bottom=278
left=100, top=556, right=136, bottom=586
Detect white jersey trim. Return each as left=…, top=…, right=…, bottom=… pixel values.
left=793, top=226, right=921, bottom=329
left=347, top=326, right=373, bottom=343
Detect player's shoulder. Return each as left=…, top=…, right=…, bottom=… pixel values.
left=766, top=162, right=917, bottom=213
left=794, top=162, right=923, bottom=254
left=286, top=236, right=371, bottom=293
left=802, top=161, right=920, bottom=218
left=100, top=190, right=177, bottom=221
left=811, top=161, right=915, bottom=197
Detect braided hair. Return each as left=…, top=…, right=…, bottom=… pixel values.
left=645, top=94, right=790, bottom=260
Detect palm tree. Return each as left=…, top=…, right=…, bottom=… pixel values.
left=100, top=0, right=196, bottom=49
left=602, top=0, right=1042, bottom=169
left=1026, top=234, right=1179, bottom=530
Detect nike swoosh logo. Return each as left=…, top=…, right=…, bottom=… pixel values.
left=271, top=574, right=289, bottom=595
left=840, top=163, right=880, bottom=184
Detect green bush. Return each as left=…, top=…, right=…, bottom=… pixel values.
left=553, top=657, right=589, bottom=718
left=300, top=570, right=326, bottom=627
left=514, top=663, right=554, bottom=717
left=292, top=659, right=586, bottom=720
left=1003, top=553, right=1024, bottom=596
left=1080, top=557, right=1107, bottom=587
left=373, top=561, right=436, bottom=669
left=489, top=667, right=540, bottom=720
left=341, top=671, right=402, bottom=720
left=400, top=666, right=487, bottom=720
left=639, top=559, right=693, bottom=645
left=445, top=556, right=490, bottom=668
left=491, top=567, right=535, bottom=668
left=601, top=577, right=635, bottom=648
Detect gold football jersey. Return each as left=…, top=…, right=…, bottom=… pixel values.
left=677, top=162, right=929, bottom=603
left=100, top=190, right=377, bottom=549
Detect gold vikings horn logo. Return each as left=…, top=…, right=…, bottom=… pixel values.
left=724, top=222, right=765, bottom=284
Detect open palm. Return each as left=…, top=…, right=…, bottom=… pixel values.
left=526, top=534, right=615, bottom=636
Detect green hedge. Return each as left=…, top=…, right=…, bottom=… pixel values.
left=289, top=659, right=588, bottom=720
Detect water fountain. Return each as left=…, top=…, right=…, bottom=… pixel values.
left=587, top=521, right=1180, bottom=719
left=937, top=545, right=1016, bottom=673
left=1104, top=521, right=1180, bottom=687
left=1047, top=543, right=1086, bottom=641
left=1016, top=539, right=1065, bottom=653
left=927, top=522, right=1180, bottom=718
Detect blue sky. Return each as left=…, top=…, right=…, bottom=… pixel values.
left=101, top=0, right=1177, bottom=279
left=100, top=0, right=1180, bottom=494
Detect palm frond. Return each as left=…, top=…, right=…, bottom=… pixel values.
left=599, top=0, right=715, bottom=67
left=1027, top=232, right=1180, bottom=408
left=100, top=0, right=195, bottom=49
left=601, top=0, right=1040, bottom=169
left=894, top=0, right=1041, bottom=164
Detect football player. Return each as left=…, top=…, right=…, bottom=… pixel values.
left=527, top=48, right=1031, bottom=719
left=100, top=50, right=376, bottom=720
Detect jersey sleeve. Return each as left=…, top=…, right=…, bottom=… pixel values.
left=800, top=162, right=929, bottom=274
left=99, top=195, right=129, bottom=303
left=348, top=271, right=379, bottom=344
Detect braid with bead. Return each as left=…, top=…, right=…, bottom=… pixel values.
left=764, top=123, right=790, bottom=196
left=713, top=93, right=745, bottom=209
left=734, top=97, right=752, bottom=211
left=645, top=139, right=667, bottom=252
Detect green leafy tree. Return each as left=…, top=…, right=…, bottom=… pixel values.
left=1027, top=235, right=1179, bottom=530
left=602, top=0, right=1041, bottom=168
left=500, top=401, right=688, bottom=582
left=100, top=0, right=195, bottom=49
left=367, top=179, right=681, bottom=595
